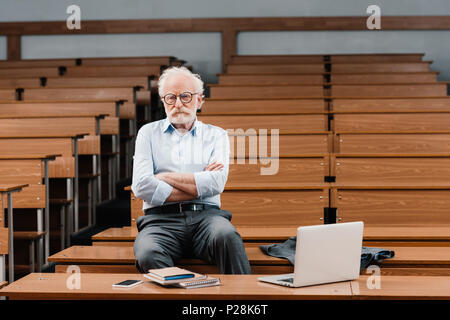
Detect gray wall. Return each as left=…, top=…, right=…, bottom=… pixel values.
left=1, top=0, right=450, bottom=82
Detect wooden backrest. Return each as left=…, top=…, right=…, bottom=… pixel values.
left=0, top=138, right=75, bottom=178
left=129, top=188, right=328, bottom=227
left=230, top=55, right=325, bottom=64
left=202, top=99, right=326, bottom=114
left=23, top=87, right=134, bottom=102
left=100, top=117, right=120, bottom=135
left=333, top=113, right=450, bottom=132
left=226, top=64, right=325, bottom=74
left=0, top=102, right=116, bottom=118
left=65, top=65, right=160, bottom=77
left=0, top=117, right=97, bottom=136
left=218, top=74, right=324, bottom=85
left=0, top=160, right=46, bottom=208
left=0, top=89, right=15, bottom=100
left=330, top=73, right=437, bottom=84
left=332, top=62, right=431, bottom=73
left=229, top=133, right=332, bottom=156
left=0, top=59, right=77, bottom=68
left=197, top=114, right=328, bottom=133
left=334, top=133, right=450, bottom=154
left=227, top=156, right=329, bottom=187
left=331, top=84, right=447, bottom=97
left=332, top=155, right=450, bottom=185
left=0, top=78, right=41, bottom=88
left=45, top=77, right=149, bottom=90
left=332, top=188, right=450, bottom=227
left=0, top=67, right=60, bottom=78
left=330, top=54, right=424, bottom=63
left=209, top=85, right=323, bottom=99
left=79, top=56, right=173, bottom=66
left=332, top=98, right=450, bottom=112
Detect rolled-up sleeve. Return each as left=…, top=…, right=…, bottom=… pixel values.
left=194, top=129, right=230, bottom=198
left=131, top=127, right=173, bottom=206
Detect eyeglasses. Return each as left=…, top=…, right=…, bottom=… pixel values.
left=162, top=92, right=199, bottom=105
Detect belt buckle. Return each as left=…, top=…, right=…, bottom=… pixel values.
left=192, top=204, right=197, bottom=211
left=178, top=203, right=183, bottom=213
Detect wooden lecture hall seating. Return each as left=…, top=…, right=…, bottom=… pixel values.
left=1, top=52, right=450, bottom=301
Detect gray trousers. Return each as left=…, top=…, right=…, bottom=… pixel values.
left=134, top=207, right=252, bottom=274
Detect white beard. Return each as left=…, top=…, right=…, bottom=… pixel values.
left=168, top=105, right=196, bottom=124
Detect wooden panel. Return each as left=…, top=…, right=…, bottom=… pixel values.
left=330, top=54, right=425, bottom=63
left=0, top=160, right=43, bottom=183
left=45, top=77, right=148, bottom=89
left=231, top=55, right=325, bottom=64
left=0, top=59, right=76, bottom=68
left=0, top=138, right=73, bottom=157
left=79, top=56, right=172, bottom=66
left=230, top=133, right=331, bottom=156
left=100, top=117, right=119, bottom=135
left=48, top=157, right=75, bottom=178
left=333, top=98, right=450, bottom=112
left=0, top=227, right=7, bottom=255
left=332, top=62, right=430, bottom=73
left=209, top=85, right=323, bottom=99
left=0, top=78, right=40, bottom=88
left=0, top=67, right=59, bottom=78
left=7, top=35, right=21, bottom=61
left=130, top=192, right=143, bottom=227
left=0, top=89, right=15, bottom=100
left=218, top=74, right=324, bottom=85
left=0, top=102, right=117, bottom=118
left=120, top=102, right=136, bottom=119
left=335, top=133, right=450, bottom=154
left=334, top=113, right=450, bottom=132
left=1, top=17, right=450, bottom=36
left=66, top=65, right=160, bottom=77
left=221, top=189, right=328, bottom=226
left=4, top=185, right=46, bottom=209
left=0, top=117, right=96, bottom=136
left=226, top=64, right=324, bottom=74
left=227, top=158, right=328, bottom=187
left=335, top=189, right=450, bottom=226
left=331, top=84, right=447, bottom=97
left=331, top=73, right=437, bottom=84
left=202, top=99, right=326, bottom=114
left=78, top=135, right=100, bottom=155
left=23, top=87, right=134, bottom=102
left=335, top=157, right=450, bottom=185
left=198, top=114, right=327, bottom=133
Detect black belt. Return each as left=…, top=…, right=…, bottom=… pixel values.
left=145, top=203, right=219, bottom=215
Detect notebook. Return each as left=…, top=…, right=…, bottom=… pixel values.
left=144, top=267, right=220, bottom=288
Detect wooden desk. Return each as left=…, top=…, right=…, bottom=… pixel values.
left=1, top=273, right=449, bottom=300
left=0, top=273, right=351, bottom=300
left=0, top=184, right=28, bottom=283
left=352, top=275, right=450, bottom=300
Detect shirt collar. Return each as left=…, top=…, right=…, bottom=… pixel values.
left=162, top=117, right=199, bottom=136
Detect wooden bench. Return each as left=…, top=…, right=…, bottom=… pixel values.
left=226, top=63, right=325, bottom=74
left=202, top=98, right=327, bottom=114
left=334, top=132, right=450, bottom=155
left=333, top=112, right=450, bottom=132
left=230, top=53, right=425, bottom=64
left=331, top=62, right=432, bottom=73
left=217, top=74, right=324, bottom=85
left=2, top=273, right=450, bottom=300
left=208, top=84, right=324, bottom=99
left=330, top=84, right=447, bottom=97
left=330, top=72, right=438, bottom=84
left=47, top=245, right=450, bottom=276
left=197, top=114, right=328, bottom=133
left=0, top=89, right=15, bottom=100
left=331, top=97, right=450, bottom=112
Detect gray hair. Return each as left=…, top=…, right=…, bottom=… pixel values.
left=158, top=66, right=204, bottom=97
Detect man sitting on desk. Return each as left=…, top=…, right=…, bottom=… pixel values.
left=132, top=66, right=251, bottom=274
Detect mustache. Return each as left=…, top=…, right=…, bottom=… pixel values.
left=169, top=106, right=193, bottom=116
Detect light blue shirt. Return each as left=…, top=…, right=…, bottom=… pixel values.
left=131, top=117, right=229, bottom=211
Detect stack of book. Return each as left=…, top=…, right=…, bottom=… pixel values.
left=144, top=267, right=221, bottom=289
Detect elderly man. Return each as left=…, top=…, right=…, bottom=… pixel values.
left=132, top=66, right=251, bottom=274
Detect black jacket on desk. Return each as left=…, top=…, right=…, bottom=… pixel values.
left=259, top=236, right=395, bottom=271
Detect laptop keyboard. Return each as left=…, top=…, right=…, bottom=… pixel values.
left=279, top=278, right=294, bottom=283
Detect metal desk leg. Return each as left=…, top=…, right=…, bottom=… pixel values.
left=7, top=192, right=13, bottom=282
left=36, top=208, right=44, bottom=270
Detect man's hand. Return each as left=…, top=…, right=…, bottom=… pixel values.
left=205, top=161, right=224, bottom=171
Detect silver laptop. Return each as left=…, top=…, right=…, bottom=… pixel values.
left=258, top=221, right=364, bottom=287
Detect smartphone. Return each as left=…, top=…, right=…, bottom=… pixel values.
left=112, top=279, right=143, bottom=288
